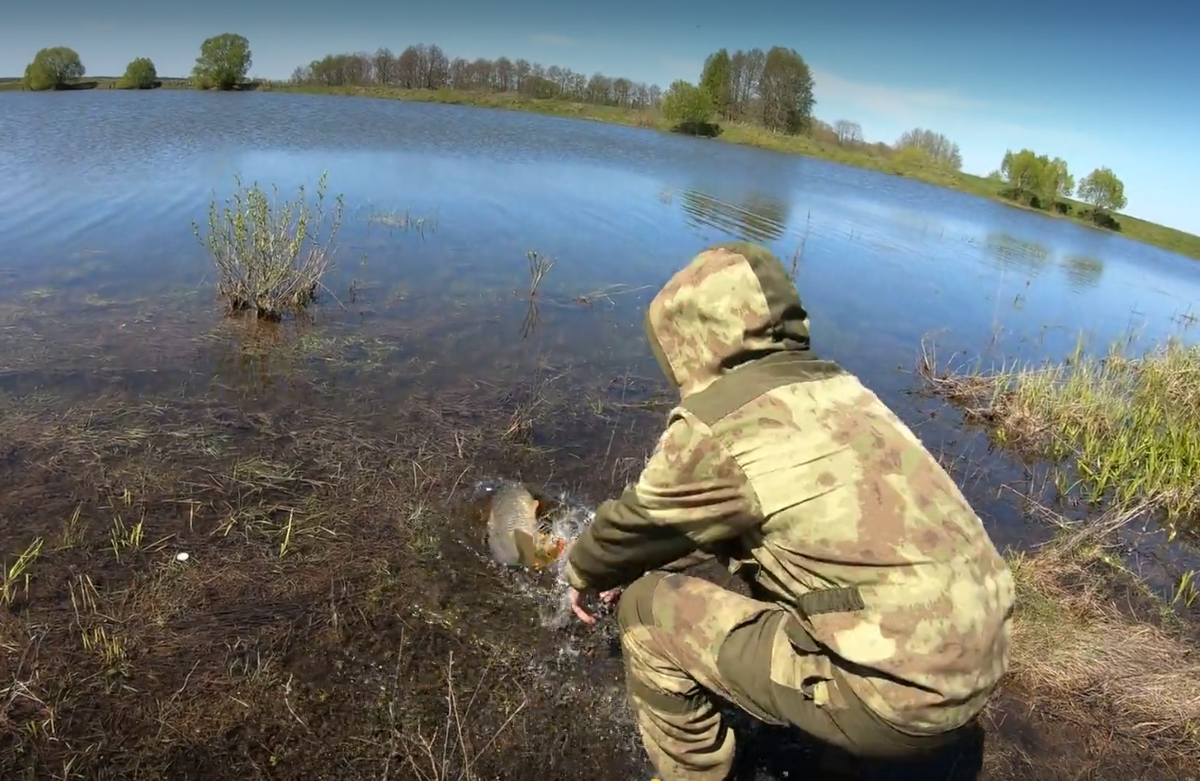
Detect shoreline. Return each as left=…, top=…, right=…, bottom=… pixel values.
left=3, top=78, right=1198, bottom=260
left=276, top=84, right=1200, bottom=261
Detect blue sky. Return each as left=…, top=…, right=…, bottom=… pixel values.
left=4, top=0, right=1197, bottom=235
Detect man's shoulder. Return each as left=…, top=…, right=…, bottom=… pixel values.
left=679, top=352, right=849, bottom=427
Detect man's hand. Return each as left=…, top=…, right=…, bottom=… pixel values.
left=568, top=587, right=623, bottom=626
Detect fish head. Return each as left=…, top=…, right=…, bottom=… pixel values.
left=527, top=534, right=568, bottom=571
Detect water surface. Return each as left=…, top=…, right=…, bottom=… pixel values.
left=3, top=89, right=1199, bottom=562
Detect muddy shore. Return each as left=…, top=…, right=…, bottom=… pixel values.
left=1, top=293, right=1198, bottom=781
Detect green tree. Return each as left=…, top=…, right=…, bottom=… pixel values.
left=1000, top=149, right=1045, bottom=200
left=895, top=128, right=962, bottom=170
left=757, top=47, right=814, bottom=134
left=661, top=80, right=714, bottom=132
left=1077, top=167, right=1127, bottom=214
left=23, top=46, right=85, bottom=91
left=193, top=33, right=252, bottom=90
left=698, top=48, right=732, bottom=119
left=120, top=57, right=158, bottom=89
left=1037, top=157, right=1074, bottom=209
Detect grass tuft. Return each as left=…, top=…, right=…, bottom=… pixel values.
left=920, top=334, right=1200, bottom=533
left=194, top=172, right=345, bottom=320
left=525, top=250, right=554, bottom=298
left=1, top=537, right=43, bottom=607
left=1000, top=501, right=1200, bottom=765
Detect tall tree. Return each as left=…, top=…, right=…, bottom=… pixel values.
left=1077, top=167, right=1127, bottom=213
left=698, top=48, right=733, bottom=119
left=757, top=47, right=815, bottom=134
left=373, top=48, right=397, bottom=86
left=120, top=57, right=157, bottom=89
left=193, top=33, right=252, bottom=90
left=1038, top=157, right=1074, bottom=208
left=728, top=48, right=766, bottom=122
left=896, top=128, right=962, bottom=169
left=23, top=46, right=85, bottom=91
left=1000, top=149, right=1045, bottom=199
left=833, top=119, right=863, bottom=146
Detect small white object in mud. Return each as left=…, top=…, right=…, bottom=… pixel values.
left=175, top=552, right=190, bottom=562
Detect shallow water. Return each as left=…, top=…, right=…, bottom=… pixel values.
left=2, top=89, right=1199, bottom=575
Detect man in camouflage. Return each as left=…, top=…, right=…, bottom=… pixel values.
left=564, top=242, right=1015, bottom=781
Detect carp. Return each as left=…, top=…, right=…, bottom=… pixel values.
left=485, top=481, right=565, bottom=570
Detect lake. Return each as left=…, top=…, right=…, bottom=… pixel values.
left=2, top=87, right=1198, bottom=781
left=4, top=90, right=1199, bottom=544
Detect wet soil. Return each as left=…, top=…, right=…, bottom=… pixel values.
left=2, top=341, right=1198, bottom=781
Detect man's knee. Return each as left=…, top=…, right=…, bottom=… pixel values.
left=618, top=570, right=670, bottom=632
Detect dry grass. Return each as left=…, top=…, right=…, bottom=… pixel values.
left=525, top=250, right=554, bottom=298
left=991, top=500, right=1200, bottom=772
left=918, top=334, right=1200, bottom=533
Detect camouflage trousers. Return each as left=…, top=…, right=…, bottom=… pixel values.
left=617, top=571, right=944, bottom=781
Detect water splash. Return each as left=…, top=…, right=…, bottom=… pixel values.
left=544, top=496, right=596, bottom=629
left=469, top=478, right=599, bottom=629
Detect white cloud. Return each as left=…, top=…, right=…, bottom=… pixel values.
left=811, top=67, right=987, bottom=122
left=530, top=34, right=578, bottom=47
left=811, top=67, right=1100, bottom=155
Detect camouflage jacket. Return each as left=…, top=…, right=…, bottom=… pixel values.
left=565, top=242, right=1015, bottom=736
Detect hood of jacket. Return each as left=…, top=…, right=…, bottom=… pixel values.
left=645, top=242, right=813, bottom=397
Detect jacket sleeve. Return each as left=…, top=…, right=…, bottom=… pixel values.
left=565, top=411, right=763, bottom=593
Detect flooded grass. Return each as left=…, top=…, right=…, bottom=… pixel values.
left=3, top=260, right=1200, bottom=779
left=920, top=335, right=1200, bottom=534
left=365, top=207, right=437, bottom=238
left=0, top=356, right=671, bottom=780
left=194, top=173, right=345, bottom=321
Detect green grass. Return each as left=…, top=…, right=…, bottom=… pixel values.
left=922, top=335, right=1200, bottom=533
left=193, top=172, right=345, bottom=320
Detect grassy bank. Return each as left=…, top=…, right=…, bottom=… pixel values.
left=920, top=336, right=1200, bottom=534
left=985, top=505, right=1200, bottom=779
left=920, top=331, right=1200, bottom=776
left=265, top=84, right=1200, bottom=261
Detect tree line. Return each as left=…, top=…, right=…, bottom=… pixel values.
left=992, top=150, right=1128, bottom=227
left=291, top=46, right=662, bottom=111
left=20, top=34, right=252, bottom=91
left=17, top=35, right=1132, bottom=222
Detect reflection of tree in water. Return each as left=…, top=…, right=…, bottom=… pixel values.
left=984, top=232, right=1052, bottom=276
left=1062, top=254, right=1105, bottom=290
left=677, top=187, right=791, bottom=243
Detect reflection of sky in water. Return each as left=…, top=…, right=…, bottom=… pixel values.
left=3, top=89, right=1200, bottom=392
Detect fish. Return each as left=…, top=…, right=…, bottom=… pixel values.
left=486, top=481, right=565, bottom=570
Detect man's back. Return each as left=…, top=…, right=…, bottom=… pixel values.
left=566, top=240, right=1014, bottom=740
left=681, top=357, right=1014, bottom=735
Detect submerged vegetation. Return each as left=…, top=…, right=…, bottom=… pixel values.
left=193, top=173, right=344, bottom=320
left=921, top=336, right=1200, bottom=533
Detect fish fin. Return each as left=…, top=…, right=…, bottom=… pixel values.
left=513, top=530, right=539, bottom=568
